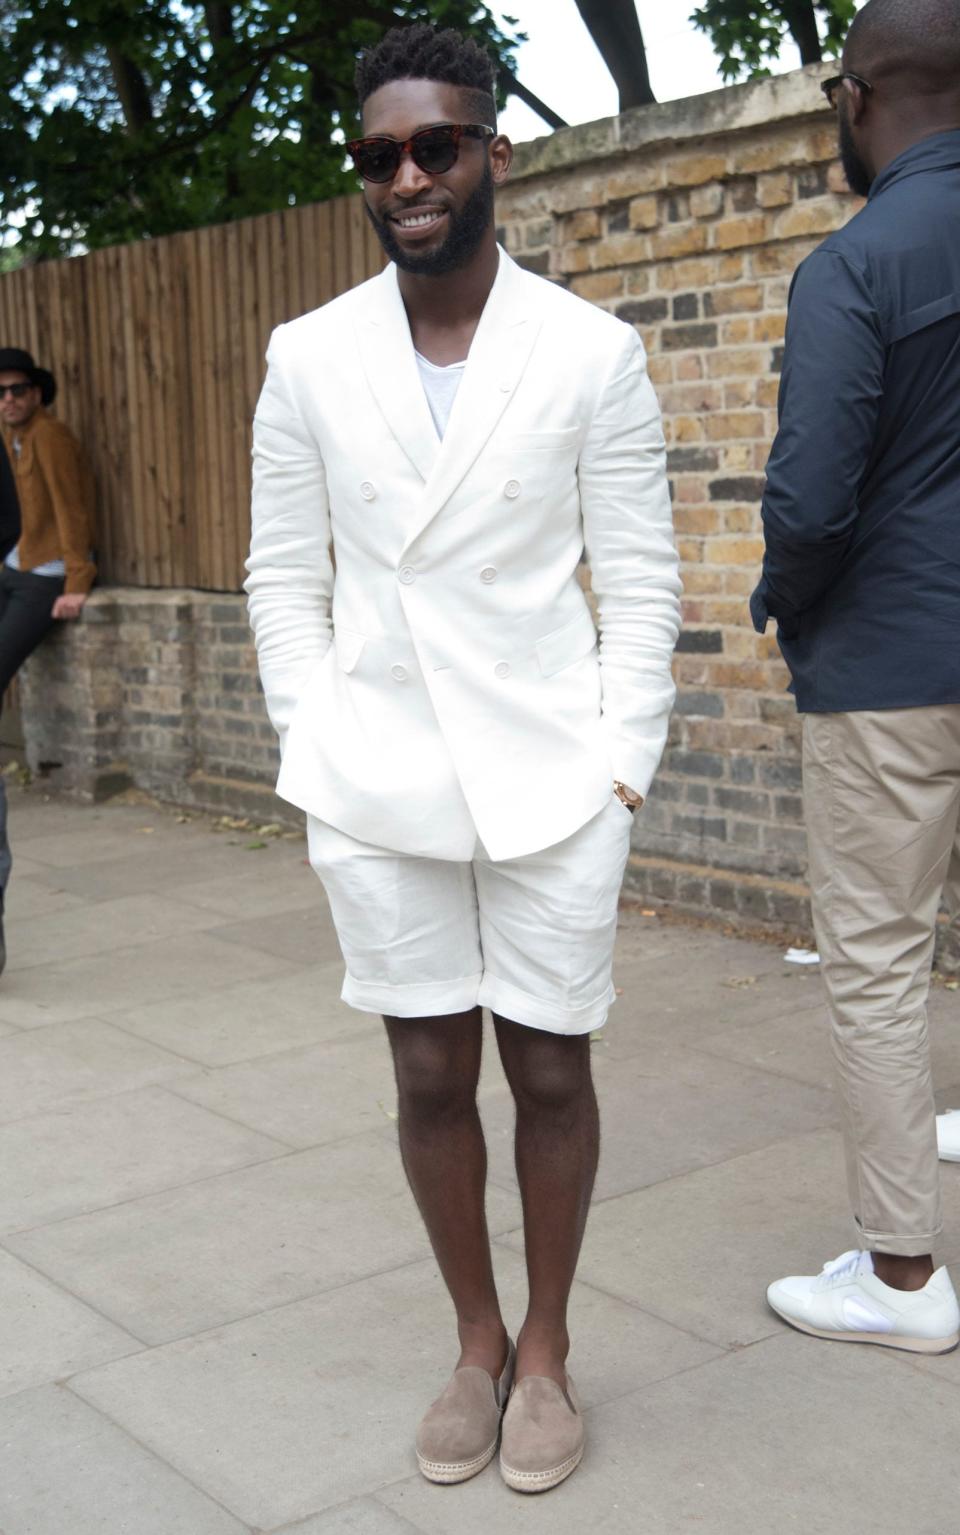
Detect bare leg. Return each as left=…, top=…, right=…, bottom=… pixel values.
left=384, top=1008, right=508, bottom=1378
left=493, top=1015, right=599, bottom=1386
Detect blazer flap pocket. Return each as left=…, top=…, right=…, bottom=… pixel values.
left=536, top=608, right=598, bottom=677
left=335, top=629, right=366, bottom=674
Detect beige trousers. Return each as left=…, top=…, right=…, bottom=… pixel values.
left=803, top=706, right=960, bottom=1256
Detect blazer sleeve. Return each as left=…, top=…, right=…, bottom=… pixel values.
left=245, top=325, right=334, bottom=749
left=579, top=326, right=682, bottom=798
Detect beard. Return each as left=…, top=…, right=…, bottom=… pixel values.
left=365, top=161, right=495, bottom=276
left=838, top=107, right=873, bottom=198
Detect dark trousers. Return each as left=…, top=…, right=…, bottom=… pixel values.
left=0, top=565, right=64, bottom=906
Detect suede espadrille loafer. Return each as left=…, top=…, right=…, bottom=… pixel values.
left=416, top=1339, right=516, bottom=1484
left=500, top=1373, right=584, bottom=1493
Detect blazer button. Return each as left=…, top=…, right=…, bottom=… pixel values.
left=398, top=565, right=416, bottom=584
left=504, top=479, right=521, bottom=499
left=480, top=566, right=497, bottom=583
left=494, top=660, right=511, bottom=679
left=360, top=481, right=376, bottom=500
left=391, top=664, right=408, bottom=682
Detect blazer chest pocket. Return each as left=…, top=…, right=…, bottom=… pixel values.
left=535, top=608, right=598, bottom=677
left=334, top=629, right=366, bottom=674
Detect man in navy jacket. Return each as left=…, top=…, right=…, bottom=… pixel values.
left=754, top=0, right=960, bottom=1353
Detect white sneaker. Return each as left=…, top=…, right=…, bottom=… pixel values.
left=767, top=1250, right=960, bottom=1354
left=937, top=1111, right=960, bottom=1163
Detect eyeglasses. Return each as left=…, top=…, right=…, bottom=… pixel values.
left=346, top=123, right=495, bottom=183
left=0, top=383, right=32, bottom=400
left=821, top=72, right=873, bottom=108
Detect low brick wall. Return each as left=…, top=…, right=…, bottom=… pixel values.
left=19, top=65, right=868, bottom=931
left=19, top=590, right=281, bottom=824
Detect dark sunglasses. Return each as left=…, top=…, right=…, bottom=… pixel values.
left=821, top=72, right=873, bottom=108
left=346, top=123, right=495, bottom=184
left=0, top=382, right=32, bottom=399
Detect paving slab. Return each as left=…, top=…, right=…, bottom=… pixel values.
left=4, top=876, right=85, bottom=922
left=0, top=1248, right=140, bottom=1399
left=483, top=1037, right=838, bottom=1203
left=0, top=1085, right=287, bottom=1235
left=168, top=1031, right=403, bottom=1147
left=0, top=1385, right=250, bottom=1535
left=605, top=944, right=826, bottom=1055
left=377, top=1330, right=960, bottom=1534
left=0, top=1018, right=196, bottom=1122
left=6, top=1135, right=522, bottom=1343
left=691, top=985, right=960, bottom=1095
left=68, top=1249, right=717, bottom=1530
left=107, top=960, right=369, bottom=1066
left=209, top=906, right=345, bottom=967
left=3, top=890, right=226, bottom=974
left=0, top=929, right=290, bottom=1029
left=268, top=1502, right=424, bottom=1535
left=175, top=861, right=321, bottom=922
left=21, top=835, right=296, bottom=903
left=546, top=1128, right=960, bottom=1348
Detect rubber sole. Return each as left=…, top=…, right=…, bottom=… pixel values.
left=500, top=1444, right=584, bottom=1494
left=770, top=1307, right=960, bottom=1355
left=417, top=1438, right=498, bottom=1485
left=939, top=1151, right=960, bottom=1163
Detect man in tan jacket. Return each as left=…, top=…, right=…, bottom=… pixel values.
left=0, top=346, right=96, bottom=969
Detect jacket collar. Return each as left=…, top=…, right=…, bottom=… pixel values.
left=869, top=128, right=960, bottom=201
left=354, top=247, right=544, bottom=549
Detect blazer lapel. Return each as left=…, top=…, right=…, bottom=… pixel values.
left=354, top=265, right=439, bottom=485
left=402, top=250, right=544, bottom=553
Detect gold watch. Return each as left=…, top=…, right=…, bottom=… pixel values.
left=614, top=780, right=643, bottom=812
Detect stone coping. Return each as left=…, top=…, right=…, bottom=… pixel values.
left=510, top=61, right=834, bottom=180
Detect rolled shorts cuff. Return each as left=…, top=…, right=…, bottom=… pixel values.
left=854, top=1215, right=944, bottom=1258
left=340, top=970, right=482, bottom=1018
left=477, top=972, right=616, bottom=1036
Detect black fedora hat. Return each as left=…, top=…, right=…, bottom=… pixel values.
left=0, top=347, right=56, bottom=406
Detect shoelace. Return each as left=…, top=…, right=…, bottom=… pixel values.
left=813, top=1250, right=865, bottom=1291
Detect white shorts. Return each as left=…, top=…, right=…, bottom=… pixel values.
left=306, top=798, right=634, bottom=1036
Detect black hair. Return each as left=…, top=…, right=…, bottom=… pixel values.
left=846, top=0, right=960, bottom=91
left=355, top=23, right=498, bottom=128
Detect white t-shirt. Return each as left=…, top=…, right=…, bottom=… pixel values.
left=415, top=351, right=467, bottom=440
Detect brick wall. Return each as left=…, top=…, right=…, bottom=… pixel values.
left=493, top=62, right=858, bottom=925
left=19, top=64, right=862, bottom=930
left=19, top=591, right=281, bottom=824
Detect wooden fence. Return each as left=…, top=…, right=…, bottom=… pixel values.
left=0, top=194, right=384, bottom=591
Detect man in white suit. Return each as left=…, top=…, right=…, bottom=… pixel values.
left=246, top=23, right=681, bottom=1493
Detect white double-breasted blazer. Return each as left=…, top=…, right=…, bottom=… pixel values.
left=246, top=248, right=681, bottom=862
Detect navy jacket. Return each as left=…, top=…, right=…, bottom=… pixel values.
left=751, top=131, right=960, bottom=712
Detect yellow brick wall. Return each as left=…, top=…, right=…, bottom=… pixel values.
left=496, top=64, right=859, bottom=917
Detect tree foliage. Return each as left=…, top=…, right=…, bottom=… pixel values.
left=1, top=1, right=525, bottom=259
left=691, top=0, right=858, bottom=82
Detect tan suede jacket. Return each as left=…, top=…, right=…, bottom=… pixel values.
left=2, top=408, right=96, bottom=594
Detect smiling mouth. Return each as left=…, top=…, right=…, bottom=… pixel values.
left=390, top=208, right=448, bottom=232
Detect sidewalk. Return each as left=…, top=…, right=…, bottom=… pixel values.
left=0, top=779, right=957, bottom=1535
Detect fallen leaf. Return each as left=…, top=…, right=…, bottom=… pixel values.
left=377, top=1099, right=398, bottom=1122
left=722, top=975, right=758, bottom=989
left=245, top=840, right=268, bottom=850
left=640, top=908, right=657, bottom=917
